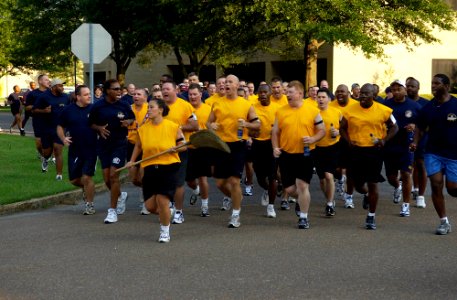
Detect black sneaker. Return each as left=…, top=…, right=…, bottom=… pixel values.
left=298, top=218, right=310, bottom=229
left=280, top=200, right=290, bottom=210
left=20, top=129, right=26, bottom=136
left=200, top=207, right=210, bottom=217
left=365, top=215, right=376, bottom=230
left=362, top=194, right=369, bottom=210
left=295, top=202, right=301, bottom=217
left=325, top=205, right=335, bottom=217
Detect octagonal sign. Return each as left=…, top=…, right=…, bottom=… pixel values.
left=71, top=23, right=112, bottom=64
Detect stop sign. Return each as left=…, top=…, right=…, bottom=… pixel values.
left=71, top=23, right=112, bottom=64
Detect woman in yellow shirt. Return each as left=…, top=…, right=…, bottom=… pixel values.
left=127, top=98, right=185, bottom=243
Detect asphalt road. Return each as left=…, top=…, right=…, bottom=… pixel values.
left=1, top=171, right=457, bottom=299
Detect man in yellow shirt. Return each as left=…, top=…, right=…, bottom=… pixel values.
left=162, top=81, right=199, bottom=224
left=340, top=83, right=398, bottom=230
left=314, top=88, right=343, bottom=217
left=205, top=76, right=226, bottom=107
left=269, top=77, right=288, bottom=107
left=186, top=83, right=213, bottom=217
left=330, top=84, right=359, bottom=208
left=207, top=74, right=260, bottom=228
left=272, top=81, right=326, bottom=229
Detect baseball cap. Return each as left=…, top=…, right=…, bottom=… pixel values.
left=50, top=78, right=66, bottom=87
left=390, top=79, right=406, bottom=88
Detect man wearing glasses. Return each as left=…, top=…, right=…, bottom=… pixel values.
left=89, top=79, right=135, bottom=224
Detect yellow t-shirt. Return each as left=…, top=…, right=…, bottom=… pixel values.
left=211, top=96, right=252, bottom=142
left=304, top=97, right=318, bottom=107
left=205, top=94, right=222, bottom=108
left=316, top=106, right=342, bottom=147
left=329, top=98, right=358, bottom=115
left=138, top=119, right=180, bottom=167
left=248, top=94, right=258, bottom=105
left=253, top=101, right=280, bottom=141
left=343, top=102, right=393, bottom=147
left=276, top=102, right=321, bottom=153
left=127, top=103, right=148, bottom=144
left=165, top=98, right=195, bottom=141
left=194, top=103, right=211, bottom=130
left=269, top=94, right=288, bottom=107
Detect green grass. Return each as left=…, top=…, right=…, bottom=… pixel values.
left=0, top=134, right=105, bottom=205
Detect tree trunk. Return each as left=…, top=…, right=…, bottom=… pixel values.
left=174, top=47, right=187, bottom=80
left=305, top=39, right=325, bottom=91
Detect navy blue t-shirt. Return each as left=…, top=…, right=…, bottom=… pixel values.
left=120, top=94, right=133, bottom=105
left=88, top=99, right=134, bottom=146
left=417, top=96, right=457, bottom=159
left=414, top=97, right=429, bottom=108
left=33, top=90, right=70, bottom=131
left=384, top=97, right=421, bottom=150
left=58, top=103, right=97, bottom=154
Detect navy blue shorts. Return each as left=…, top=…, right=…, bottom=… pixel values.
left=384, top=148, right=414, bottom=174
left=279, top=151, right=314, bottom=187
left=97, top=141, right=127, bottom=169
left=143, top=163, right=180, bottom=200
left=68, top=150, right=97, bottom=181
left=213, top=141, right=247, bottom=179
left=10, top=101, right=21, bottom=115
left=40, top=130, right=63, bottom=149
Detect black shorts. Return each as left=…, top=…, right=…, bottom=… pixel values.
left=336, top=139, right=350, bottom=169
left=245, top=142, right=254, bottom=162
left=384, top=148, right=414, bottom=175
left=10, top=101, right=21, bottom=116
left=97, top=141, right=127, bottom=169
left=348, top=146, right=385, bottom=186
left=68, top=149, right=97, bottom=181
left=175, top=151, right=188, bottom=186
left=213, top=141, right=247, bottom=179
left=313, top=143, right=339, bottom=179
left=126, top=141, right=142, bottom=163
left=251, top=139, right=276, bottom=182
left=278, top=151, right=314, bottom=187
left=186, top=148, right=212, bottom=181
left=40, top=130, right=63, bottom=149
left=142, top=163, right=180, bottom=200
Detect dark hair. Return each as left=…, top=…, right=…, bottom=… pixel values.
left=271, top=76, right=283, bottom=84
left=257, top=84, right=271, bottom=93
left=103, top=79, right=119, bottom=92
left=149, top=98, right=170, bottom=116
left=317, top=88, right=331, bottom=98
left=434, top=74, right=450, bottom=85
left=162, top=80, right=177, bottom=89
left=188, top=72, right=198, bottom=78
left=161, top=74, right=173, bottom=81
left=75, top=84, right=89, bottom=96
left=37, top=74, right=47, bottom=81
left=188, top=83, right=202, bottom=92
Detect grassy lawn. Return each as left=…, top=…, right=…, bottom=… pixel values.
left=0, top=134, right=106, bottom=205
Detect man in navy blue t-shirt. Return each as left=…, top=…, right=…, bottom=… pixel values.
left=57, top=85, right=98, bottom=215
left=414, top=74, right=457, bottom=235
left=89, top=79, right=134, bottom=224
left=32, top=78, right=69, bottom=177
left=384, top=80, right=421, bottom=217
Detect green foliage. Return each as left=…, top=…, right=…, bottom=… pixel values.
left=0, top=0, right=21, bottom=77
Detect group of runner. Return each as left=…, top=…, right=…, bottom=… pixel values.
left=24, top=72, right=457, bottom=243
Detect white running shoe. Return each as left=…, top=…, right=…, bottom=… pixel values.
left=116, top=192, right=128, bottom=215
left=140, top=203, right=150, bottom=215
left=172, top=211, right=185, bottom=224
left=228, top=214, right=241, bottom=228
left=221, top=197, right=232, bottom=211
left=267, top=205, right=276, bottom=218
left=393, top=184, right=402, bottom=204
left=260, top=190, right=269, bottom=206
left=335, top=175, right=346, bottom=200
left=416, top=196, right=426, bottom=208
left=41, top=157, right=48, bottom=173
left=104, top=208, right=118, bottom=224
left=158, top=230, right=170, bottom=243
left=344, top=194, right=355, bottom=209
left=56, top=174, right=63, bottom=181
left=244, top=185, right=253, bottom=196
left=400, top=203, right=410, bottom=217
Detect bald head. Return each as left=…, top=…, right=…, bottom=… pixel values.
left=225, top=74, right=240, bottom=99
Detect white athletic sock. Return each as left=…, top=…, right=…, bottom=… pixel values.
left=368, top=212, right=375, bottom=217
left=403, top=203, right=410, bottom=208
left=232, top=209, right=240, bottom=216
left=160, top=224, right=170, bottom=233
left=201, top=199, right=208, bottom=207
left=299, top=212, right=308, bottom=219
left=193, top=185, right=200, bottom=195
left=327, top=201, right=334, bottom=207
left=176, top=209, right=182, bottom=214
left=441, top=217, right=449, bottom=223
left=267, top=204, right=274, bottom=209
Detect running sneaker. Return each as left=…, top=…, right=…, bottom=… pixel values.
left=325, top=205, right=335, bottom=217
left=288, top=196, right=297, bottom=203
left=344, top=194, right=355, bottom=209
left=172, top=211, right=185, bottom=224
left=260, top=190, right=269, bottom=206
left=200, top=207, right=210, bottom=217
left=228, top=214, right=241, bottom=228
left=83, top=203, right=95, bottom=215
left=280, top=199, right=290, bottom=210
left=56, top=174, right=63, bottom=181
left=400, top=203, right=410, bottom=217
left=244, top=185, right=253, bottom=196
left=41, top=157, right=48, bottom=173
left=393, top=185, right=402, bottom=204
left=20, top=128, right=26, bottom=136
left=416, top=196, right=426, bottom=208
left=362, top=194, right=369, bottom=210
left=411, top=189, right=419, bottom=201
left=221, top=197, right=232, bottom=211
left=158, top=230, right=170, bottom=243
left=189, top=193, right=199, bottom=205
left=335, top=175, right=346, bottom=200
left=276, top=183, right=283, bottom=197
left=298, top=218, right=310, bottom=229
left=104, top=208, right=118, bottom=224
left=365, top=215, right=376, bottom=230
left=116, top=192, right=128, bottom=215
left=436, top=220, right=452, bottom=235
left=169, top=203, right=176, bottom=219
left=295, top=202, right=301, bottom=217
left=50, top=157, right=56, bottom=164
left=140, top=203, right=150, bottom=215
left=267, top=205, right=276, bottom=218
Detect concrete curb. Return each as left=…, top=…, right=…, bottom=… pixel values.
left=0, top=174, right=130, bottom=216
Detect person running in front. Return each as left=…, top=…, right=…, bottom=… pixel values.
left=126, top=98, right=185, bottom=243
left=271, top=81, right=326, bottom=229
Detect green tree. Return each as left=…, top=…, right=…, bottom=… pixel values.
left=0, top=0, right=22, bottom=78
